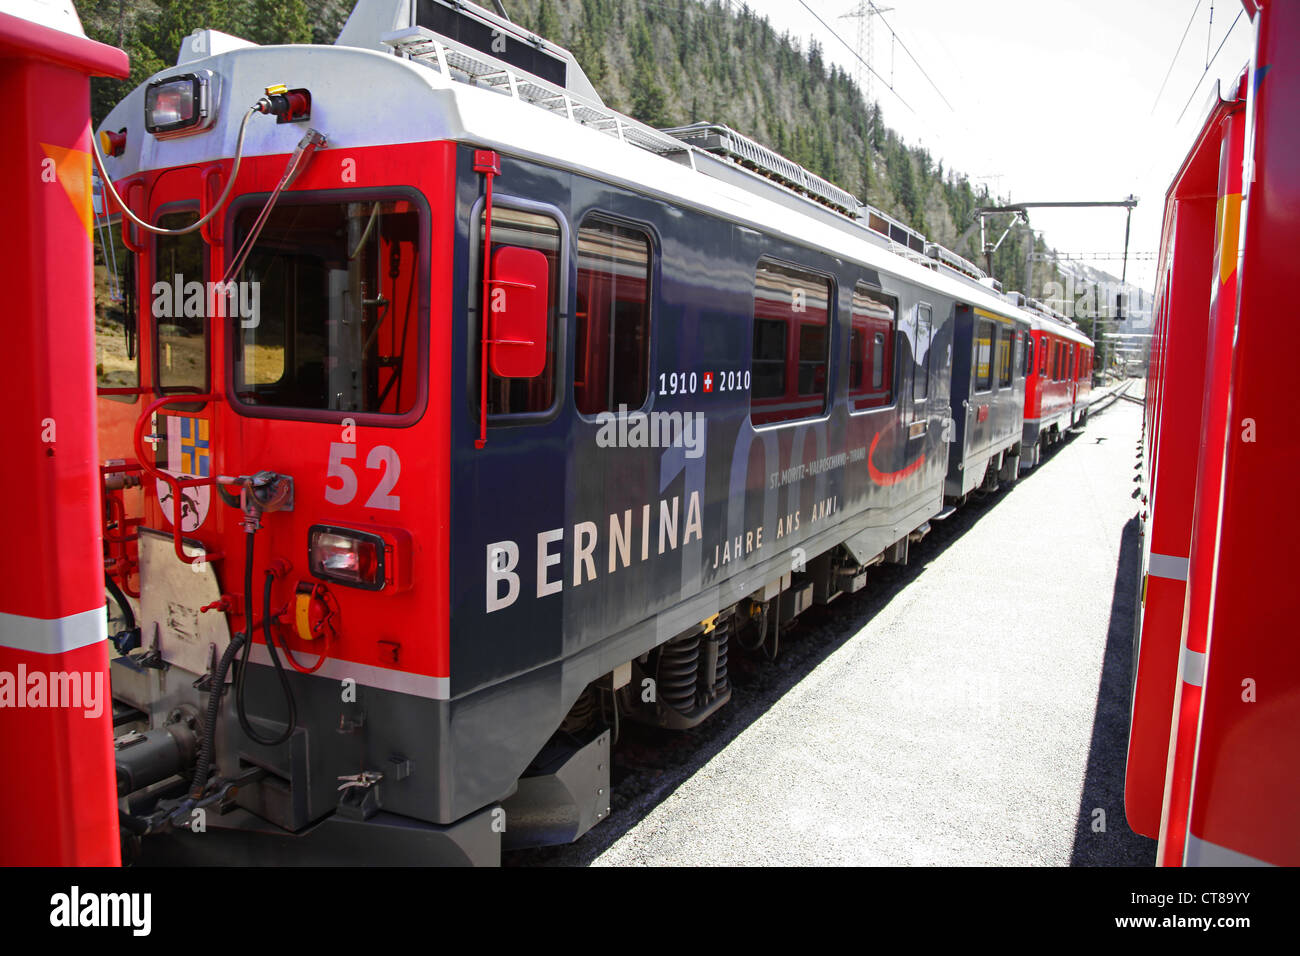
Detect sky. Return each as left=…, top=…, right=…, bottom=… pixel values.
left=736, top=0, right=1255, bottom=294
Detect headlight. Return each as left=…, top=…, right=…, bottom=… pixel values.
left=309, top=526, right=386, bottom=590
left=144, top=72, right=216, bottom=138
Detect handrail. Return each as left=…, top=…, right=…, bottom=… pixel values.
left=201, top=166, right=224, bottom=245
left=132, top=393, right=224, bottom=565
left=118, top=177, right=147, bottom=254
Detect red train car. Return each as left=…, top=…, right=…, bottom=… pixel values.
left=1126, top=0, right=1299, bottom=866
left=1020, top=309, right=1092, bottom=470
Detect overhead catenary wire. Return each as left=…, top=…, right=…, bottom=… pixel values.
left=796, top=0, right=914, bottom=112
left=1131, top=3, right=1247, bottom=195
left=1175, top=7, right=1244, bottom=125
left=1149, top=0, right=1203, bottom=116
left=865, top=1, right=954, bottom=111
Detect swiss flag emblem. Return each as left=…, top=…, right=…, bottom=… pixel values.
left=704, top=372, right=714, bottom=393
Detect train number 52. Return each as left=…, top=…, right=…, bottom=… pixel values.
left=325, top=442, right=401, bottom=510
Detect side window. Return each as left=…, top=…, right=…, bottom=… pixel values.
left=912, top=303, right=933, bottom=401
left=751, top=259, right=832, bottom=426
left=974, top=318, right=994, bottom=392
left=95, top=220, right=137, bottom=402
left=1039, top=337, right=1047, bottom=378
left=478, top=206, right=561, bottom=417
left=1024, top=333, right=1033, bottom=377
left=849, top=284, right=896, bottom=410
left=575, top=218, right=652, bottom=415
left=233, top=199, right=423, bottom=415
left=154, top=209, right=207, bottom=395
left=997, top=325, right=1013, bottom=388
left=751, top=316, right=786, bottom=403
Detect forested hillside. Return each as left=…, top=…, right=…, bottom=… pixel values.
left=80, top=0, right=1066, bottom=296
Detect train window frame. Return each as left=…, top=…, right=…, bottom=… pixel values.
left=912, top=302, right=934, bottom=402
left=1024, top=333, right=1034, bottom=377
left=151, top=203, right=209, bottom=410
left=223, top=186, right=431, bottom=428
left=997, top=323, right=1014, bottom=389
left=96, top=223, right=139, bottom=404
left=1038, top=335, right=1047, bottom=378
left=749, top=256, right=835, bottom=429
left=973, top=317, right=994, bottom=393
left=573, top=213, right=656, bottom=420
left=466, top=193, right=568, bottom=428
left=847, top=282, right=898, bottom=414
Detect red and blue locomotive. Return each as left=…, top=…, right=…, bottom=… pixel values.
left=92, top=0, right=1093, bottom=864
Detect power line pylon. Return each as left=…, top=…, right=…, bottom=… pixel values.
left=840, top=2, right=893, bottom=108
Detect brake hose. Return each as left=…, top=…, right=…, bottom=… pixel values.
left=91, top=105, right=259, bottom=236
left=234, top=530, right=297, bottom=747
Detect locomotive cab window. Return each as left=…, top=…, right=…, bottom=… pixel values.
left=849, top=284, right=896, bottom=411
left=231, top=198, right=424, bottom=417
left=974, top=318, right=994, bottom=392
left=154, top=208, right=208, bottom=398
left=575, top=218, right=652, bottom=416
left=750, top=259, right=832, bottom=427
left=476, top=205, right=562, bottom=419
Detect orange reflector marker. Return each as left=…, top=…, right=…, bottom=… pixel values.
left=98, top=127, right=125, bottom=157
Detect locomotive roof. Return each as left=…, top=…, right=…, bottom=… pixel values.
left=96, top=10, right=1091, bottom=349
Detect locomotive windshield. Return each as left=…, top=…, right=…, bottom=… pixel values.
left=232, top=199, right=422, bottom=415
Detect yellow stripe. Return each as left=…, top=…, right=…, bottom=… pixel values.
left=974, top=307, right=1014, bottom=325
left=1217, top=193, right=1241, bottom=286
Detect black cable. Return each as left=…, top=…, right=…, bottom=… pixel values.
left=234, top=530, right=296, bottom=747
left=105, top=572, right=135, bottom=633
left=189, top=629, right=245, bottom=798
